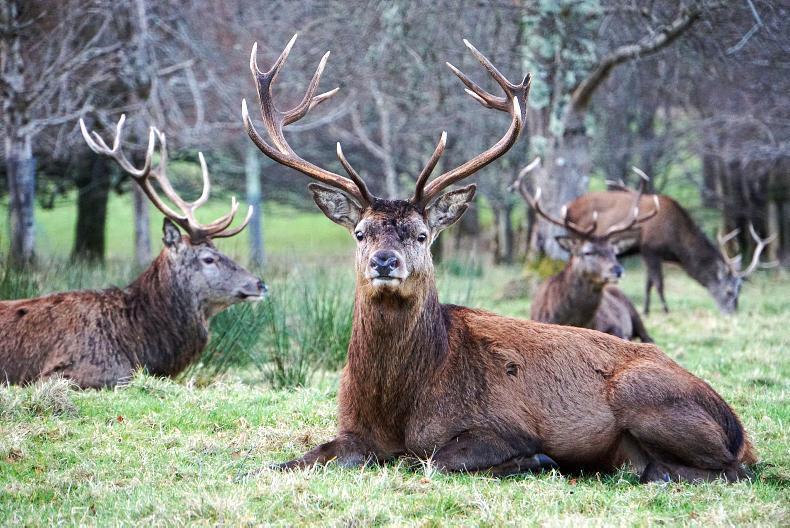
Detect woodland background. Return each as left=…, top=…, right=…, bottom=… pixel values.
left=1, top=0, right=788, bottom=267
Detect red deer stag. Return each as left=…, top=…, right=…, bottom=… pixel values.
left=513, top=160, right=656, bottom=342
left=565, top=174, right=776, bottom=314
left=243, top=35, right=754, bottom=482
left=0, top=116, right=266, bottom=389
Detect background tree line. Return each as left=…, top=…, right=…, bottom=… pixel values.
left=1, top=0, right=787, bottom=268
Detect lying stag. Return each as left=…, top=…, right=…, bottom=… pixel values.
left=244, top=35, right=754, bottom=482
left=514, top=160, right=655, bottom=342
left=0, top=117, right=266, bottom=388
left=565, top=176, right=777, bottom=314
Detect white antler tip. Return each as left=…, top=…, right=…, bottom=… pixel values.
left=534, top=187, right=542, bottom=201
left=336, top=142, right=343, bottom=155
left=512, top=97, right=523, bottom=122
left=241, top=98, right=249, bottom=118
left=439, top=131, right=447, bottom=145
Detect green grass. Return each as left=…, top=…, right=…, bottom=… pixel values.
left=1, top=260, right=788, bottom=526
left=0, top=192, right=353, bottom=263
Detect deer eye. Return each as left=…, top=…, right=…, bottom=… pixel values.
left=202, top=256, right=215, bottom=264
left=417, top=233, right=428, bottom=243
left=355, top=231, right=364, bottom=241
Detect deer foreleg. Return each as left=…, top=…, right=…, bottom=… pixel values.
left=429, top=430, right=557, bottom=477
left=275, top=432, right=378, bottom=470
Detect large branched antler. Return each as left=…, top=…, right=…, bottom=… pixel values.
left=242, top=35, right=374, bottom=207
left=718, top=224, right=778, bottom=278
left=601, top=167, right=660, bottom=238
left=411, top=40, right=531, bottom=208
left=511, top=161, right=659, bottom=241
left=80, top=115, right=252, bottom=242
left=510, top=157, right=599, bottom=238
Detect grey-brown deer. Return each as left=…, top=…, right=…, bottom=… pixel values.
left=565, top=179, right=776, bottom=314
left=514, top=161, right=655, bottom=342
left=243, top=35, right=754, bottom=482
left=0, top=116, right=266, bottom=389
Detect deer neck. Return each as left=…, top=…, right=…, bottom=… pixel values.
left=555, top=265, right=606, bottom=327
left=347, top=275, right=448, bottom=407
left=679, top=236, right=729, bottom=289
left=124, top=252, right=209, bottom=376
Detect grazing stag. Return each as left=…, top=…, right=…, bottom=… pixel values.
left=0, top=116, right=266, bottom=389
left=244, top=35, right=754, bottom=482
left=514, top=160, right=656, bottom=342
left=565, top=173, right=776, bottom=314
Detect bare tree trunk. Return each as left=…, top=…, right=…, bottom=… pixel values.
left=534, top=110, right=590, bottom=260
left=3, top=1, right=35, bottom=268
left=245, top=144, right=264, bottom=267
left=493, top=203, right=515, bottom=264
left=132, top=184, right=151, bottom=266
left=72, top=154, right=111, bottom=263
left=5, top=135, right=36, bottom=267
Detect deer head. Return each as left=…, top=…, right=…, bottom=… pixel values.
left=242, top=35, right=529, bottom=299
left=80, top=116, right=266, bottom=315
left=714, top=224, right=777, bottom=313
left=514, top=161, right=659, bottom=286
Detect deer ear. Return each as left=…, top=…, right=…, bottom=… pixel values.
left=555, top=236, right=578, bottom=253
left=608, top=228, right=641, bottom=255
left=308, top=183, right=363, bottom=231
left=426, top=184, right=476, bottom=235
left=162, top=218, right=184, bottom=248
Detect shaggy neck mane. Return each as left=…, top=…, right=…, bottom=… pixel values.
left=347, top=275, right=449, bottom=424
left=123, top=251, right=209, bottom=376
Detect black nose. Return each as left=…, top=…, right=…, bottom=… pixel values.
left=370, top=250, right=399, bottom=276
left=257, top=279, right=268, bottom=293
left=612, top=265, right=624, bottom=278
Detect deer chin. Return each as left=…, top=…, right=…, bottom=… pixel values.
left=370, top=277, right=404, bottom=289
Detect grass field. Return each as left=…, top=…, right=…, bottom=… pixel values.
left=1, top=246, right=788, bottom=526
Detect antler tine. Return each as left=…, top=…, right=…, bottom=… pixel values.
left=523, top=188, right=568, bottom=229
left=81, top=116, right=251, bottom=242
left=411, top=131, right=447, bottom=205
left=738, top=223, right=778, bottom=277
left=80, top=115, right=153, bottom=179
left=81, top=116, right=184, bottom=222
left=336, top=143, right=374, bottom=206
left=210, top=205, right=254, bottom=239
left=602, top=168, right=659, bottom=238
left=412, top=39, right=530, bottom=208
left=243, top=36, right=371, bottom=206
left=284, top=50, right=336, bottom=125
left=717, top=227, right=740, bottom=254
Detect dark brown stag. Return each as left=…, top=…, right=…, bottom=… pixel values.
left=0, top=116, right=266, bottom=388
left=514, top=160, right=656, bottom=342
left=243, top=35, right=754, bottom=482
left=565, top=175, right=776, bottom=314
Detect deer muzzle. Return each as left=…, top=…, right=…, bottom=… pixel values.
left=367, top=250, right=407, bottom=287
